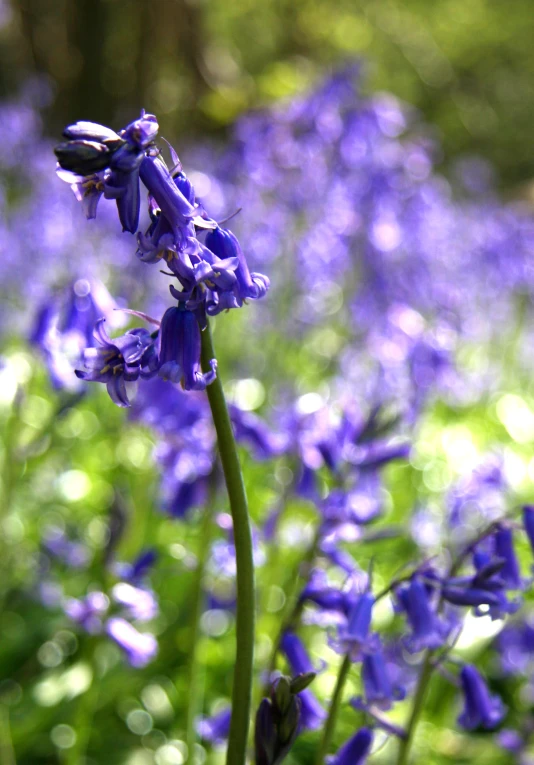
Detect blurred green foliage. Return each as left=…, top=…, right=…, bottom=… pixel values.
left=2, top=0, right=534, bottom=187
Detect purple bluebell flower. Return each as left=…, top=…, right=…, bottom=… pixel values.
left=298, top=688, right=326, bottom=731
left=43, top=527, right=90, bottom=569
left=139, top=153, right=197, bottom=226
left=204, top=227, right=270, bottom=306
left=333, top=591, right=379, bottom=659
left=111, top=582, right=158, bottom=622
left=328, top=728, right=373, bottom=765
left=280, top=632, right=318, bottom=676
left=497, top=729, right=524, bottom=754
left=75, top=319, right=156, bottom=406
left=399, top=576, right=447, bottom=653
left=106, top=617, right=158, bottom=667
left=64, top=591, right=109, bottom=634
left=114, top=549, right=157, bottom=583
left=197, top=707, right=232, bottom=744
left=229, top=405, right=287, bottom=459
left=523, top=505, right=534, bottom=555
left=441, top=586, right=502, bottom=609
left=352, top=648, right=406, bottom=711
left=157, top=305, right=216, bottom=390
left=301, top=569, right=352, bottom=615
left=56, top=112, right=158, bottom=232
left=56, top=168, right=108, bottom=219
left=457, top=665, right=505, bottom=730
left=494, top=525, right=522, bottom=589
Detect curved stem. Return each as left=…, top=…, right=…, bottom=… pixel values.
left=314, top=654, right=351, bottom=765
left=200, top=320, right=255, bottom=765
left=395, top=652, right=433, bottom=765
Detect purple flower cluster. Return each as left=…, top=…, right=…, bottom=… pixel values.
left=39, top=532, right=159, bottom=668
left=52, top=111, right=269, bottom=405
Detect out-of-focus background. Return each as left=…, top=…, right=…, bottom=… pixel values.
left=2, top=2, right=534, bottom=765
left=3, top=0, right=534, bottom=188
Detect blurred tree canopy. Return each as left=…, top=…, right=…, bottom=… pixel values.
left=2, top=0, right=534, bottom=187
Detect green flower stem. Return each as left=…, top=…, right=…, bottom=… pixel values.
left=395, top=651, right=433, bottom=765
left=185, top=476, right=218, bottom=762
left=200, top=320, right=255, bottom=765
left=0, top=705, right=16, bottom=765
left=314, top=654, right=351, bottom=765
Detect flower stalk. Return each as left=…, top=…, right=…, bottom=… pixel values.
left=200, top=320, right=255, bottom=765
left=314, top=653, right=352, bottom=765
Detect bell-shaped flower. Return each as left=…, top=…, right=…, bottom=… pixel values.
left=204, top=226, right=270, bottom=308
left=139, top=154, right=197, bottom=227
left=523, top=505, right=534, bottom=555
left=494, top=525, right=522, bottom=589
left=197, top=707, right=231, bottom=744
left=457, top=665, right=505, bottom=730
left=106, top=617, right=158, bottom=668
left=328, top=728, right=373, bottom=765
left=333, top=591, right=379, bottom=659
left=298, top=688, right=326, bottom=731
left=64, top=591, right=109, bottom=634
left=56, top=168, right=109, bottom=219
left=280, top=632, right=318, bottom=676
left=111, top=582, right=158, bottom=622
left=399, top=576, right=447, bottom=653
left=157, top=306, right=216, bottom=391
left=352, top=648, right=406, bottom=711
left=75, top=319, right=156, bottom=407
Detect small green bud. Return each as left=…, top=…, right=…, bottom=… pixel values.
left=289, top=672, right=316, bottom=694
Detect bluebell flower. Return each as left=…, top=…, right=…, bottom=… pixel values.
left=229, top=405, right=287, bottom=460
left=298, top=688, right=326, bottom=731
left=111, top=582, right=158, bottom=622
left=352, top=648, right=406, bottom=711
left=197, top=707, right=232, bottom=744
left=56, top=112, right=158, bottom=232
left=280, top=632, right=318, bottom=676
left=301, top=569, right=353, bottom=615
left=106, top=617, right=158, bottom=667
left=75, top=319, right=157, bottom=407
left=398, top=576, right=447, bottom=653
left=333, top=591, right=379, bottom=659
left=457, top=665, right=505, bottom=730
left=204, top=227, right=270, bottom=308
left=523, top=505, right=534, bottom=555
left=328, top=728, right=373, bottom=765
left=139, top=153, right=197, bottom=226
left=56, top=168, right=108, bottom=219
left=441, top=585, right=502, bottom=609
left=64, top=591, right=109, bottom=634
left=43, top=527, right=90, bottom=569
left=157, top=305, right=216, bottom=390
left=494, top=525, right=522, bottom=589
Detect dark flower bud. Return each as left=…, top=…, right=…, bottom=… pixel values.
left=63, top=121, right=123, bottom=148
left=289, top=672, right=316, bottom=694
left=442, top=586, right=501, bottom=608
left=55, top=139, right=111, bottom=175
left=255, top=698, right=276, bottom=765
